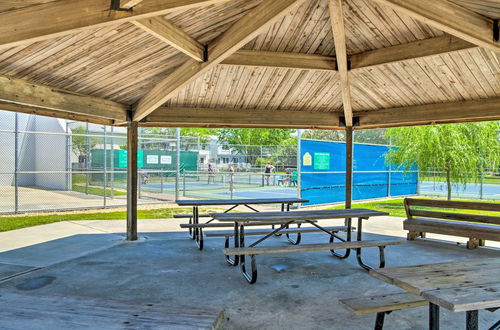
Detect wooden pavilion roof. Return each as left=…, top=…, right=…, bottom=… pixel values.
left=0, top=0, right=499, bottom=129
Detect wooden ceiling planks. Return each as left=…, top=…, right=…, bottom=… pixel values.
left=351, top=47, right=500, bottom=111
left=0, top=0, right=497, bottom=128
left=167, top=65, right=342, bottom=112
left=342, top=0, right=443, bottom=54
left=242, top=0, right=336, bottom=56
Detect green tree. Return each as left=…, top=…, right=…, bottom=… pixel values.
left=71, top=126, right=99, bottom=163
left=217, top=128, right=295, bottom=165
left=385, top=122, right=499, bottom=200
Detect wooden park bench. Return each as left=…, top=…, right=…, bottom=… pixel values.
left=223, top=239, right=406, bottom=283
left=403, top=198, right=500, bottom=249
left=340, top=292, right=427, bottom=330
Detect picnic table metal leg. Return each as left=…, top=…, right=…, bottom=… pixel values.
left=194, top=207, right=204, bottom=250
left=272, top=204, right=286, bottom=236
left=466, top=311, right=478, bottom=330
left=354, top=217, right=385, bottom=270
left=188, top=216, right=195, bottom=240
left=286, top=223, right=301, bottom=245
left=331, top=218, right=352, bottom=259
left=374, top=312, right=386, bottom=330
left=225, top=222, right=240, bottom=266
left=429, top=303, right=440, bottom=330
left=239, top=224, right=257, bottom=284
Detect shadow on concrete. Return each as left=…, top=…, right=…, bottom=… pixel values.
left=0, top=231, right=498, bottom=329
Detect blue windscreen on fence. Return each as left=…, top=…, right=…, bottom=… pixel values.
left=300, top=139, right=417, bottom=205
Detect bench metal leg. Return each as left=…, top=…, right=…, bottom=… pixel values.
left=239, top=224, right=257, bottom=284
left=487, top=318, right=500, bottom=330
left=330, top=218, right=352, bottom=259
left=354, top=218, right=386, bottom=270
left=196, top=228, right=204, bottom=250
left=286, top=223, right=301, bottom=245
left=188, top=217, right=195, bottom=240
left=272, top=203, right=286, bottom=236
left=466, top=310, right=478, bottom=330
left=225, top=222, right=240, bottom=266
left=429, top=303, right=440, bottom=330
left=374, top=312, right=386, bottom=330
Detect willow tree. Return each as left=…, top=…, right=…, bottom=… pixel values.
left=385, top=122, right=499, bottom=200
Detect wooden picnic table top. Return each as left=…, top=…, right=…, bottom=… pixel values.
left=175, top=198, right=308, bottom=206
left=370, top=258, right=500, bottom=312
left=211, top=208, right=389, bottom=222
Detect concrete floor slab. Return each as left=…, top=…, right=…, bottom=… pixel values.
left=0, top=224, right=498, bottom=329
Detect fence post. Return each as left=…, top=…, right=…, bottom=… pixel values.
left=110, top=126, right=114, bottom=199
left=387, top=163, right=391, bottom=197
left=103, top=125, right=107, bottom=208
left=160, top=172, right=164, bottom=194
left=14, top=113, right=19, bottom=214
left=297, top=129, right=302, bottom=204
left=479, top=171, right=484, bottom=200
left=183, top=170, right=186, bottom=197
left=85, top=122, right=90, bottom=195
left=175, top=128, right=180, bottom=200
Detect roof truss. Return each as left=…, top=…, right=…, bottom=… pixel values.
left=132, top=0, right=308, bottom=121
left=0, top=0, right=229, bottom=50
left=0, top=75, right=128, bottom=124
left=142, top=107, right=342, bottom=129
left=328, top=0, right=353, bottom=127
left=370, top=0, right=500, bottom=52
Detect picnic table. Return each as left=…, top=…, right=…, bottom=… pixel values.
left=370, top=258, right=500, bottom=330
left=212, top=208, right=405, bottom=283
left=175, top=198, right=308, bottom=250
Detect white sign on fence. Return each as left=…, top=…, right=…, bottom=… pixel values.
left=160, top=155, right=172, bottom=164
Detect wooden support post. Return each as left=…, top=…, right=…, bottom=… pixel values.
left=127, top=121, right=138, bottom=241
left=345, top=126, right=353, bottom=209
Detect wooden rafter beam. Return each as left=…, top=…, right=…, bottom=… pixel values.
left=133, top=17, right=205, bottom=61
left=222, top=50, right=337, bottom=71
left=328, top=0, right=353, bottom=127
left=0, top=0, right=229, bottom=50
left=369, top=0, right=500, bottom=52
left=357, top=97, right=500, bottom=129
left=141, top=107, right=342, bottom=129
left=350, top=34, right=476, bottom=70
left=132, top=0, right=308, bottom=121
left=0, top=75, right=128, bottom=123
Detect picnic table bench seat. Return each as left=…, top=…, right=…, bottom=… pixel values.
left=340, top=292, right=427, bottom=330
left=223, top=239, right=405, bottom=284
left=403, top=198, right=500, bottom=248
left=206, top=225, right=348, bottom=245
left=173, top=213, right=211, bottom=219
left=223, top=239, right=405, bottom=256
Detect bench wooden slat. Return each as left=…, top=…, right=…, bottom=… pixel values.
left=340, top=292, right=427, bottom=315
left=410, top=210, right=500, bottom=225
left=223, top=239, right=406, bottom=256
left=405, top=198, right=500, bottom=212
left=404, top=220, right=500, bottom=241
left=205, top=226, right=348, bottom=237
left=180, top=220, right=315, bottom=229
left=173, top=214, right=211, bottom=218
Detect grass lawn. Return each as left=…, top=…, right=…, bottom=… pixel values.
left=330, top=198, right=500, bottom=218
left=421, top=175, right=500, bottom=185
left=0, top=207, right=218, bottom=232
left=72, top=184, right=127, bottom=197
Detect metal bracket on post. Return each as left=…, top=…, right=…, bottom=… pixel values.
left=494, top=19, right=499, bottom=42
left=203, top=45, right=209, bottom=62
left=110, top=0, right=133, bottom=11
left=339, top=116, right=360, bottom=127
